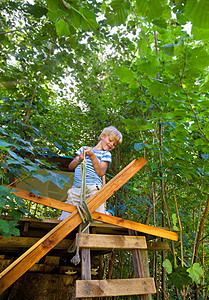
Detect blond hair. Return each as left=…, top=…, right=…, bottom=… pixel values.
left=99, top=126, right=122, bottom=146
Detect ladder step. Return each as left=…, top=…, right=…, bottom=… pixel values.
left=77, top=234, right=147, bottom=250
left=75, top=278, right=156, bottom=298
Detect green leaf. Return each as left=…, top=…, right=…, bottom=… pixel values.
left=8, top=150, right=25, bottom=164
left=187, top=47, right=209, bottom=72
left=32, top=173, right=51, bottom=183
left=23, top=165, right=40, bottom=172
left=0, top=140, right=12, bottom=148
left=161, top=43, right=174, bottom=56
left=7, top=159, right=22, bottom=165
left=169, top=266, right=191, bottom=290
left=105, top=0, right=130, bottom=27
left=25, top=3, right=48, bottom=18
left=55, top=19, right=71, bottom=37
left=173, top=225, right=179, bottom=231
left=139, top=56, right=159, bottom=76
left=172, top=214, right=179, bottom=232
left=10, top=227, right=20, bottom=236
left=135, top=0, right=149, bottom=18
left=11, top=210, right=22, bottom=219
left=152, top=18, right=167, bottom=29
left=148, top=81, right=164, bottom=97
left=187, top=263, right=204, bottom=283
left=172, top=213, right=177, bottom=226
left=68, top=7, right=81, bottom=28
left=0, top=198, right=7, bottom=206
left=185, top=0, right=209, bottom=28
left=80, top=8, right=99, bottom=33
left=192, top=26, right=209, bottom=41
left=47, top=10, right=67, bottom=23
left=46, top=0, right=60, bottom=11
left=163, top=259, right=172, bottom=274
left=136, top=0, right=165, bottom=20
left=47, top=170, right=71, bottom=188
left=148, top=0, right=164, bottom=20
left=0, top=220, right=20, bottom=238
left=115, top=66, right=136, bottom=83
left=134, top=143, right=144, bottom=151
left=0, top=219, right=10, bottom=234
left=201, top=154, right=209, bottom=160
left=200, top=80, right=209, bottom=92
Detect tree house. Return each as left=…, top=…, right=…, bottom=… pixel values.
left=0, top=158, right=178, bottom=299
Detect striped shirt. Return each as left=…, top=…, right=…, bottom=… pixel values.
left=73, top=146, right=112, bottom=187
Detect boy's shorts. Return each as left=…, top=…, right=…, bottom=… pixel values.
left=58, top=184, right=106, bottom=220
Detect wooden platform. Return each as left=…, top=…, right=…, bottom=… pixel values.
left=0, top=216, right=170, bottom=287
left=0, top=217, right=170, bottom=256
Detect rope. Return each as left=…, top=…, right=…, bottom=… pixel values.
left=70, top=151, right=93, bottom=265
left=77, top=151, right=93, bottom=223
left=70, top=224, right=82, bottom=265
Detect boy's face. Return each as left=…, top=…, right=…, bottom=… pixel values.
left=100, top=134, right=117, bottom=151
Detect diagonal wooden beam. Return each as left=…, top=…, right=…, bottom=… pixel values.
left=7, top=185, right=178, bottom=241
left=0, top=157, right=147, bottom=294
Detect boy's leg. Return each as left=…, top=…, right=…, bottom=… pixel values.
left=58, top=186, right=81, bottom=220
left=86, top=185, right=113, bottom=215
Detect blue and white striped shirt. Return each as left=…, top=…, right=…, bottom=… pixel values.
left=73, top=146, right=112, bottom=187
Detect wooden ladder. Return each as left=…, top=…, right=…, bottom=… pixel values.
left=75, top=230, right=156, bottom=299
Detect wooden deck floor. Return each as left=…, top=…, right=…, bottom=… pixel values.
left=0, top=217, right=157, bottom=256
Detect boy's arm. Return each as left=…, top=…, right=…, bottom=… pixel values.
left=84, top=147, right=109, bottom=177
left=89, top=155, right=109, bottom=177
left=68, top=155, right=82, bottom=171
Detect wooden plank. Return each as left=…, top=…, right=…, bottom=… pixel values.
left=0, top=158, right=146, bottom=294
left=7, top=189, right=178, bottom=242
left=78, top=234, right=147, bottom=250
left=44, top=256, right=60, bottom=265
left=0, top=236, right=74, bottom=250
left=92, top=213, right=178, bottom=241
left=75, top=278, right=156, bottom=298
left=0, top=259, right=78, bottom=274
left=147, top=242, right=170, bottom=251
left=5, top=186, right=76, bottom=213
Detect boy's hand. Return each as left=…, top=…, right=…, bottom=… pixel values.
left=83, top=147, right=94, bottom=157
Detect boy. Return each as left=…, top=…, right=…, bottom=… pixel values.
left=58, top=126, right=122, bottom=220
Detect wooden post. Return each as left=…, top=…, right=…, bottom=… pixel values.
left=129, top=230, right=151, bottom=300
left=141, top=250, right=152, bottom=300
left=81, top=226, right=91, bottom=300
